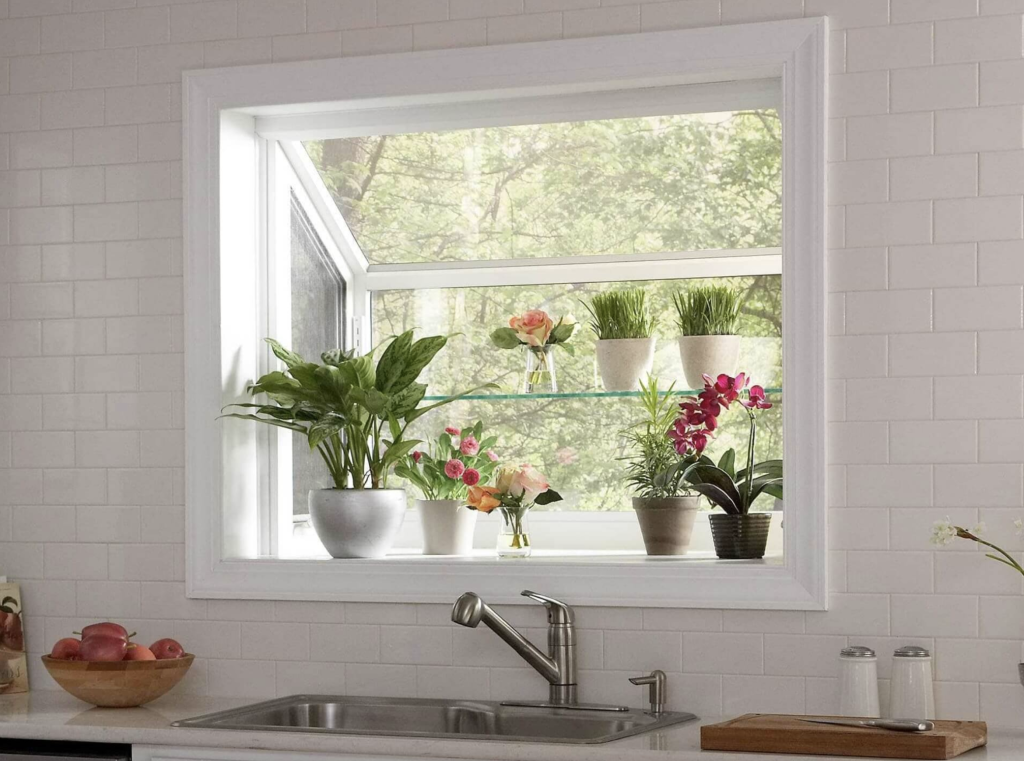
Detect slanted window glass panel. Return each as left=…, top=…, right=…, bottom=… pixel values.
left=302, top=109, right=781, bottom=265
left=287, top=193, right=345, bottom=517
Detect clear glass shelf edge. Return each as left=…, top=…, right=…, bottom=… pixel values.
left=423, top=388, right=783, bottom=402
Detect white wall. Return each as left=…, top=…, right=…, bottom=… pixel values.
left=2, top=0, right=1024, bottom=725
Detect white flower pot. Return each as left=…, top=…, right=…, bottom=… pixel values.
left=595, top=337, right=656, bottom=392
left=676, top=334, right=741, bottom=390
left=417, top=499, right=478, bottom=556
left=308, top=488, right=407, bottom=559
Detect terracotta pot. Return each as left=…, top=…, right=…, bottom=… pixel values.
left=632, top=496, right=700, bottom=555
left=676, top=334, right=741, bottom=389
left=417, top=499, right=477, bottom=556
left=595, top=337, right=656, bottom=392
left=709, top=512, right=771, bottom=559
left=308, top=489, right=407, bottom=559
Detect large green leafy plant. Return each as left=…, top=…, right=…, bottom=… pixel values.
left=223, top=331, right=491, bottom=490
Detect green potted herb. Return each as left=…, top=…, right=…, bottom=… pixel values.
left=582, top=288, right=657, bottom=392
left=673, top=284, right=742, bottom=390
left=622, top=377, right=701, bottom=555
left=222, top=331, right=492, bottom=559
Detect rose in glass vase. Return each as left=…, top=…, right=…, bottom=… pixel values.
left=466, top=464, right=562, bottom=558
left=490, top=310, right=576, bottom=393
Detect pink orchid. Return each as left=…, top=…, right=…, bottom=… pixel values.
left=460, top=436, right=480, bottom=456
left=703, top=372, right=747, bottom=406
left=444, top=459, right=466, bottom=480
left=462, top=468, right=481, bottom=486
left=742, top=385, right=773, bottom=410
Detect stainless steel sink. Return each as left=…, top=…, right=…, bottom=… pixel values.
left=173, top=695, right=697, bottom=744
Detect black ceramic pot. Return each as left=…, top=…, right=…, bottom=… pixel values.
left=708, top=512, right=771, bottom=559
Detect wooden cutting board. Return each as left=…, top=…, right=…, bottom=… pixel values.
left=700, top=714, right=987, bottom=759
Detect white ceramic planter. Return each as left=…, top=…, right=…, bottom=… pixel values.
left=308, top=488, right=407, bottom=559
left=595, top=337, right=656, bottom=392
left=417, top=499, right=478, bottom=556
left=676, top=334, right=741, bottom=389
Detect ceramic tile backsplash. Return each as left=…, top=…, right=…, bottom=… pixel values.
left=4, top=0, right=1024, bottom=726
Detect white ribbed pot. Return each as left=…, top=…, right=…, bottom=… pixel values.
left=417, top=499, right=478, bottom=556
left=308, top=488, right=407, bottom=559
left=595, top=337, right=656, bottom=392
left=676, top=334, right=741, bottom=389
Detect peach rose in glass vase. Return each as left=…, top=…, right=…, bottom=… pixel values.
left=468, top=464, right=562, bottom=558
left=490, top=310, right=576, bottom=394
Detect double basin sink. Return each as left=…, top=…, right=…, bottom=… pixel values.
left=173, top=695, right=696, bottom=745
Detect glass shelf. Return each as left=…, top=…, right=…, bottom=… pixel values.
left=424, top=387, right=783, bottom=402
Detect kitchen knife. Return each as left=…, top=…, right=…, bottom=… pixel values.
left=801, top=718, right=934, bottom=733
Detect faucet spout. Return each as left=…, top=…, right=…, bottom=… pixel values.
left=451, top=591, right=577, bottom=705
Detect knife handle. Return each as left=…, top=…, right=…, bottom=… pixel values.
left=870, top=719, right=934, bottom=732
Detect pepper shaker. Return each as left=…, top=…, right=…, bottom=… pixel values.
left=838, top=646, right=880, bottom=718
left=889, top=646, right=934, bottom=720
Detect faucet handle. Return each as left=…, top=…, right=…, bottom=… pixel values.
left=521, top=590, right=575, bottom=625
left=629, top=670, right=666, bottom=714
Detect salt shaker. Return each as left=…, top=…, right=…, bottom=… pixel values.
left=889, top=646, right=935, bottom=719
left=838, top=646, right=880, bottom=717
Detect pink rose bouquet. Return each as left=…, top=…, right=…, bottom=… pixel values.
left=394, top=421, right=500, bottom=501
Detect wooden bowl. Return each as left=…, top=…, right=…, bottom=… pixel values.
left=41, top=654, right=194, bottom=708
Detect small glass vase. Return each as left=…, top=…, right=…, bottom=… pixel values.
left=523, top=345, right=557, bottom=393
left=497, top=506, right=532, bottom=558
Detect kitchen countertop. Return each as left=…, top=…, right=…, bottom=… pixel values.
left=0, top=692, right=1019, bottom=760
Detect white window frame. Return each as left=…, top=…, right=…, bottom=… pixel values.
left=185, top=18, right=828, bottom=609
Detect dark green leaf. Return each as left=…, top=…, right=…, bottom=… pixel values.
left=534, top=489, right=563, bottom=505
left=220, top=413, right=307, bottom=433
left=490, top=327, right=521, bottom=349
left=550, top=321, right=576, bottom=343
left=688, top=482, right=740, bottom=514
left=682, top=464, right=743, bottom=509
left=718, top=449, right=736, bottom=479
left=265, top=338, right=305, bottom=369
left=374, top=330, right=414, bottom=393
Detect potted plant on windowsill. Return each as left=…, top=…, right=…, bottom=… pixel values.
left=622, top=377, right=701, bottom=556
left=394, top=421, right=500, bottom=556
left=669, top=373, right=782, bottom=559
left=222, top=332, right=492, bottom=559
left=673, top=284, right=742, bottom=390
left=582, top=288, right=657, bottom=392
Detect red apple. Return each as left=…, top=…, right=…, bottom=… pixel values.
left=150, top=638, right=185, bottom=660
left=79, top=635, right=128, bottom=662
left=50, top=638, right=81, bottom=660
left=78, top=622, right=132, bottom=642
left=124, top=644, right=156, bottom=661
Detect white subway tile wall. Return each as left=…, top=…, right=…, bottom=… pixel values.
left=2, top=0, right=1024, bottom=723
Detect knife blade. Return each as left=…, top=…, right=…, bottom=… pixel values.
left=801, top=718, right=934, bottom=733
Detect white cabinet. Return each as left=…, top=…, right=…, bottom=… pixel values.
left=133, top=746, right=463, bottom=761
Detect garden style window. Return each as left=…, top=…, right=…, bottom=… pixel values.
left=185, top=19, right=827, bottom=608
